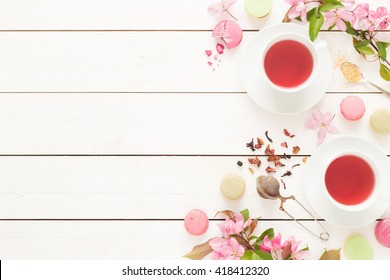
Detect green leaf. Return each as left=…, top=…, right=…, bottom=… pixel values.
left=240, top=209, right=250, bottom=221
left=248, top=236, right=259, bottom=241
left=309, top=9, right=324, bottom=41
left=376, top=41, right=389, bottom=61
left=380, top=63, right=390, bottom=81
left=345, top=22, right=358, bottom=36
left=319, top=249, right=341, bottom=260
left=320, top=0, right=344, bottom=12
left=254, top=250, right=273, bottom=260
left=355, top=45, right=375, bottom=55
left=258, top=228, right=274, bottom=243
left=241, top=250, right=253, bottom=260
left=305, top=8, right=316, bottom=21
left=183, top=240, right=213, bottom=260
left=242, top=250, right=272, bottom=260
left=327, top=24, right=336, bottom=31
left=377, top=41, right=390, bottom=49
left=354, top=40, right=370, bottom=48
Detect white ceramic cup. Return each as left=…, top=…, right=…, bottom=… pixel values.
left=262, top=33, right=327, bottom=93
left=322, top=151, right=387, bottom=212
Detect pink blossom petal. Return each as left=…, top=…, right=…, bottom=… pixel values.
left=323, top=17, right=337, bottom=29
left=336, top=18, right=347, bottom=31
left=205, top=50, right=212, bottom=56
left=285, top=0, right=300, bottom=5
left=208, top=4, right=224, bottom=18
left=322, top=111, right=334, bottom=124
left=300, top=10, right=307, bottom=22
left=312, top=110, right=324, bottom=122
left=234, top=213, right=244, bottom=225
left=339, top=12, right=355, bottom=22
left=305, top=118, right=320, bottom=129
left=325, top=124, right=340, bottom=134
left=288, top=6, right=301, bottom=19
left=209, top=237, right=228, bottom=250
left=211, top=251, right=224, bottom=260
left=375, top=7, right=388, bottom=18
left=317, top=127, right=327, bottom=144
left=324, top=11, right=336, bottom=19
left=293, top=250, right=310, bottom=260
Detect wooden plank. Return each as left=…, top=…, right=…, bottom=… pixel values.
left=0, top=156, right=389, bottom=219
left=0, top=32, right=388, bottom=93
left=0, top=220, right=388, bottom=259
left=0, top=93, right=388, bottom=155
left=0, top=0, right=388, bottom=31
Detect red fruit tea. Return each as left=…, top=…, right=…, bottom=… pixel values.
left=325, top=155, right=375, bottom=206
left=264, top=40, right=313, bottom=88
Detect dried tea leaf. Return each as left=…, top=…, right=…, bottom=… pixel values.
left=319, top=249, right=341, bottom=260
left=183, top=240, right=213, bottom=260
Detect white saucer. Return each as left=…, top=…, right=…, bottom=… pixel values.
left=240, top=23, right=332, bottom=114
left=304, top=136, right=390, bottom=228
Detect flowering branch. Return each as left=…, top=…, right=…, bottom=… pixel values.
left=284, top=0, right=390, bottom=81
left=184, top=209, right=340, bottom=260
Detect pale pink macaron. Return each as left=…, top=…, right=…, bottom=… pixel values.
left=375, top=218, right=390, bottom=248
left=184, top=209, right=209, bottom=236
left=340, top=95, right=366, bottom=121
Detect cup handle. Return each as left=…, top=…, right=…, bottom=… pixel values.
left=315, top=41, right=328, bottom=51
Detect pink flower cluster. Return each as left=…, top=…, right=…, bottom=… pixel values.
left=260, top=233, right=310, bottom=260
left=209, top=213, right=251, bottom=260
left=285, top=0, right=390, bottom=31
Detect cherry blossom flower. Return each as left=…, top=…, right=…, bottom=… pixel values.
left=288, top=236, right=310, bottom=260
left=305, top=110, right=340, bottom=144
left=323, top=8, right=355, bottom=31
left=217, top=213, right=252, bottom=238
left=210, top=237, right=245, bottom=260
left=259, top=233, right=310, bottom=260
left=259, top=233, right=284, bottom=252
left=358, top=7, right=388, bottom=31
left=375, top=7, right=389, bottom=30
left=353, top=3, right=369, bottom=20
left=208, top=0, right=237, bottom=19
left=285, top=0, right=308, bottom=22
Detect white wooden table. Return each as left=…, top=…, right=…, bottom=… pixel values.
left=0, top=0, right=389, bottom=260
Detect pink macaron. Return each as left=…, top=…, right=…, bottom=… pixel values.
left=212, top=20, right=243, bottom=49
left=340, top=95, right=366, bottom=121
left=375, top=218, right=390, bottom=248
left=184, top=209, right=209, bottom=236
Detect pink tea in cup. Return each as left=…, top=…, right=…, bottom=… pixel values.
left=264, top=40, right=313, bottom=88
left=325, top=155, right=375, bottom=206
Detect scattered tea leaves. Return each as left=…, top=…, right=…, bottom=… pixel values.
left=292, top=146, right=300, bottom=154
left=246, top=138, right=255, bottom=152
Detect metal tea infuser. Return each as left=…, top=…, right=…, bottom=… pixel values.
left=256, top=175, right=330, bottom=241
